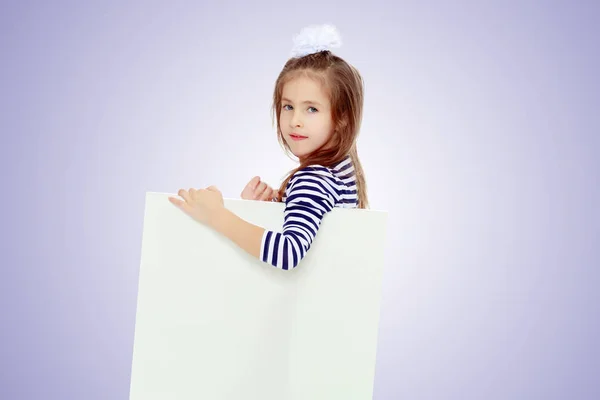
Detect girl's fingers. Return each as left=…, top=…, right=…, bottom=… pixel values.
left=241, top=177, right=260, bottom=199
left=254, top=182, right=267, bottom=199
left=260, top=186, right=273, bottom=201
left=244, top=177, right=260, bottom=193
left=178, top=189, right=192, bottom=203
left=248, top=176, right=260, bottom=190
left=169, top=196, right=193, bottom=214
left=169, top=196, right=184, bottom=207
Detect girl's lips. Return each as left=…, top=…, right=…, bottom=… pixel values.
left=290, top=133, right=307, bottom=141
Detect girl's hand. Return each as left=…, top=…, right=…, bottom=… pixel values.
left=169, top=186, right=224, bottom=225
left=241, top=176, right=276, bottom=201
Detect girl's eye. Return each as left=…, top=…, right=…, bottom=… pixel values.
left=308, top=107, right=318, bottom=113
left=282, top=104, right=292, bottom=111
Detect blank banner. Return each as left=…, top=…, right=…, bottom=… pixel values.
left=129, top=192, right=388, bottom=400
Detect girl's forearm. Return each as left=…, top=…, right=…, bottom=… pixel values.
left=209, top=207, right=265, bottom=259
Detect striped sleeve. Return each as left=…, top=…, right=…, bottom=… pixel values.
left=259, top=168, right=337, bottom=270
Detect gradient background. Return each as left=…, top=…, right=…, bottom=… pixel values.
left=1, top=1, right=599, bottom=399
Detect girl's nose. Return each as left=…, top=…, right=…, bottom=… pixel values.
left=291, top=113, right=303, bottom=128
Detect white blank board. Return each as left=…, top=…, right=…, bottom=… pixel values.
left=129, top=192, right=388, bottom=400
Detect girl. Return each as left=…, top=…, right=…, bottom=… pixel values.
left=169, top=24, right=368, bottom=270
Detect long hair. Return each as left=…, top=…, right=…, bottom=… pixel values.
left=272, top=50, right=369, bottom=208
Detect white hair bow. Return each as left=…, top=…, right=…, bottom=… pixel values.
left=290, top=24, right=342, bottom=58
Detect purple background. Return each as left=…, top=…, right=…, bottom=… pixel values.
left=1, top=1, right=599, bottom=399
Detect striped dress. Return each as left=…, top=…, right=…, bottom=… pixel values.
left=260, top=155, right=359, bottom=270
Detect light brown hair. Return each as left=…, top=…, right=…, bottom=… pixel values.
left=272, top=50, right=369, bottom=208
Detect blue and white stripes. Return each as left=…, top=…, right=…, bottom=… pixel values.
left=260, top=156, right=358, bottom=269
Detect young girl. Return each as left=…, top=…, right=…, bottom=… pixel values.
left=169, top=24, right=368, bottom=270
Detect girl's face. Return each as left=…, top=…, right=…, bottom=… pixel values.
left=279, top=75, right=333, bottom=161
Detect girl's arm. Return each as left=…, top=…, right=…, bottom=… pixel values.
left=209, top=207, right=265, bottom=259
left=211, top=170, right=336, bottom=270
left=257, top=170, right=337, bottom=270
left=170, top=169, right=336, bottom=270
